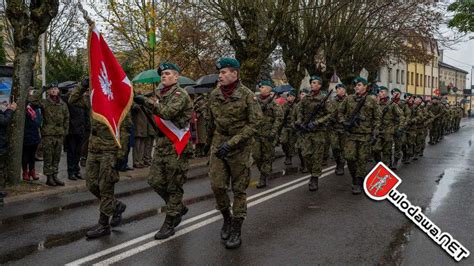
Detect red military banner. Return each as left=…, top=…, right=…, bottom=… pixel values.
left=88, top=25, right=133, bottom=148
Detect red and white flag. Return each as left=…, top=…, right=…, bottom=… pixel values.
left=88, top=25, right=133, bottom=148
left=153, top=115, right=190, bottom=156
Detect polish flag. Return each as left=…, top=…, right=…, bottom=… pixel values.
left=88, top=25, right=133, bottom=148
left=153, top=116, right=190, bottom=156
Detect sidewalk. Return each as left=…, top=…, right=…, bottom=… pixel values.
left=2, top=150, right=209, bottom=205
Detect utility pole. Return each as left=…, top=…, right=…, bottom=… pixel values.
left=41, top=33, right=46, bottom=87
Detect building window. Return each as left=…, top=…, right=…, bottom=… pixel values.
left=401, top=70, right=405, bottom=84
left=396, top=70, right=400, bottom=84
left=432, top=77, right=434, bottom=88
left=415, top=73, right=418, bottom=86
left=411, top=72, right=414, bottom=85
left=388, top=68, right=392, bottom=83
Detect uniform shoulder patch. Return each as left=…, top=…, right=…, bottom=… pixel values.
left=175, top=91, right=181, bottom=95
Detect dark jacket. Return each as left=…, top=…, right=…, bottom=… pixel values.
left=23, top=104, right=42, bottom=146
left=0, top=109, right=14, bottom=155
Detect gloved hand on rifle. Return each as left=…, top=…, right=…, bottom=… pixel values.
left=134, top=95, right=147, bottom=105
left=295, top=123, right=307, bottom=132
left=215, top=142, right=231, bottom=159
left=395, top=128, right=404, bottom=138
left=307, top=120, right=319, bottom=130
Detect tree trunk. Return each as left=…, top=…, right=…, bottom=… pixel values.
left=6, top=51, right=35, bottom=185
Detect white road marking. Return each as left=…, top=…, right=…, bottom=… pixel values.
left=66, top=165, right=337, bottom=265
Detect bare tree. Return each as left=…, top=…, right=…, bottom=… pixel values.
left=5, top=0, right=59, bottom=185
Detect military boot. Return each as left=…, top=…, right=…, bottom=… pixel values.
left=173, top=206, right=189, bottom=227
left=52, top=175, right=65, bottom=186
left=86, top=213, right=111, bottom=239
left=335, top=159, right=345, bottom=176
left=46, top=175, right=56, bottom=186
left=220, top=208, right=232, bottom=241
left=225, top=217, right=243, bottom=249
left=308, top=176, right=319, bottom=192
left=110, top=201, right=127, bottom=227
left=391, top=158, right=400, bottom=171
left=256, top=175, right=268, bottom=189
left=351, top=184, right=362, bottom=195
left=154, top=215, right=176, bottom=240
left=284, top=156, right=292, bottom=165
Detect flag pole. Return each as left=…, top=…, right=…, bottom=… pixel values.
left=76, top=1, right=94, bottom=27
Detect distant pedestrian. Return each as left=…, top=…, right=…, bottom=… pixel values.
left=22, top=102, right=42, bottom=182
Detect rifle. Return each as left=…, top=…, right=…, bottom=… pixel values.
left=345, top=93, right=368, bottom=132
left=298, top=89, right=333, bottom=132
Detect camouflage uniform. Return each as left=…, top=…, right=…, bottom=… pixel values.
left=339, top=93, right=381, bottom=187
left=396, top=100, right=411, bottom=162
left=293, top=100, right=306, bottom=172
left=428, top=101, right=443, bottom=144
left=378, top=99, right=405, bottom=167
left=253, top=95, right=283, bottom=185
left=146, top=84, right=193, bottom=217
left=69, top=85, right=129, bottom=217
left=30, top=92, right=69, bottom=179
left=328, top=95, right=347, bottom=174
left=295, top=91, right=333, bottom=179
left=280, top=100, right=297, bottom=163
left=404, top=103, right=423, bottom=161
left=194, top=94, right=210, bottom=157
left=414, top=103, right=429, bottom=158
left=207, top=82, right=262, bottom=219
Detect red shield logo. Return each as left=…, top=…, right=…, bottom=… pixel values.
left=363, top=162, right=402, bottom=201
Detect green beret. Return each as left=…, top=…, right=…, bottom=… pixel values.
left=258, top=80, right=274, bottom=88
left=216, top=57, right=240, bottom=70
left=309, top=75, right=322, bottom=84
left=335, top=83, right=346, bottom=89
left=415, top=95, right=423, bottom=100
left=288, top=89, right=297, bottom=97
left=369, top=87, right=379, bottom=96
left=352, top=77, right=368, bottom=85
left=432, top=96, right=439, bottom=100
left=391, top=88, right=401, bottom=95
left=301, top=88, right=310, bottom=94
left=48, top=81, right=59, bottom=89
left=379, top=86, right=388, bottom=92
left=158, top=62, right=181, bottom=76
left=404, top=93, right=413, bottom=99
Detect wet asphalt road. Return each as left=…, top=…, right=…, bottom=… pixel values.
left=2, top=119, right=474, bottom=265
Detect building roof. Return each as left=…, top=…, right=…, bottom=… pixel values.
left=439, top=61, right=469, bottom=75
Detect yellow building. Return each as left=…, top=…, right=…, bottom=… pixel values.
left=406, top=40, right=439, bottom=98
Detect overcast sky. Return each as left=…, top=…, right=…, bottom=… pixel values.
left=443, top=39, right=474, bottom=89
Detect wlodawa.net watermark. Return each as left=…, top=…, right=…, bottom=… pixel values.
left=364, top=162, right=470, bottom=262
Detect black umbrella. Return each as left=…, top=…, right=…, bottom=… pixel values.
left=58, top=81, right=78, bottom=90
left=185, top=86, right=214, bottom=95
left=194, top=74, right=219, bottom=88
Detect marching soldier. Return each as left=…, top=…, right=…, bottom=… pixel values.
left=428, top=96, right=443, bottom=144
left=29, top=83, right=69, bottom=186
left=295, top=76, right=333, bottom=192
left=207, top=57, right=262, bottom=249
left=413, top=96, right=429, bottom=159
left=329, top=83, right=347, bottom=175
left=253, top=80, right=283, bottom=188
left=295, top=89, right=308, bottom=173
left=138, top=63, right=194, bottom=240
left=194, top=94, right=211, bottom=157
left=377, top=86, right=405, bottom=167
left=69, top=78, right=130, bottom=239
left=280, top=90, right=298, bottom=166
left=391, top=88, right=407, bottom=170
left=339, top=77, right=381, bottom=194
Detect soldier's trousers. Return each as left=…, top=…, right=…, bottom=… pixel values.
left=133, top=136, right=146, bottom=165
left=301, top=131, right=325, bottom=177
left=86, top=151, right=120, bottom=217
left=394, top=133, right=404, bottom=161
left=344, top=134, right=371, bottom=184
left=148, top=152, right=189, bottom=216
left=380, top=133, right=394, bottom=166
left=415, top=128, right=426, bottom=155
left=405, top=131, right=417, bottom=158
left=42, top=135, right=64, bottom=177
left=0, top=154, right=7, bottom=187
left=209, top=145, right=251, bottom=219
left=280, top=128, right=296, bottom=158
left=253, top=138, right=275, bottom=177
left=144, top=137, right=154, bottom=164
left=323, top=131, right=331, bottom=162
left=330, top=130, right=346, bottom=163
left=66, top=134, right=84, bottom=176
